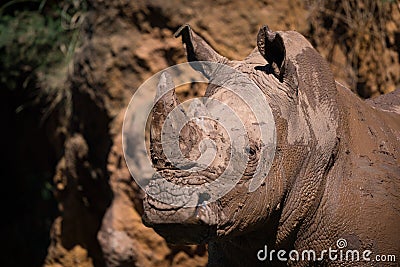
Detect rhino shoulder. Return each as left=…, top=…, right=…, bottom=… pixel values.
left=366, top=88, right=400, bottom=114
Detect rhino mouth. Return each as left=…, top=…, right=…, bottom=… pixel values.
left=142, top=177, right=219, bottom=244
left=142, top=199, right=218, bottom=244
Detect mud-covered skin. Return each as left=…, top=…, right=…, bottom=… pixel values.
left=143, top=25, right=400, bottom=266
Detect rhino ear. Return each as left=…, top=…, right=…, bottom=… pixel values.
left=175, top=24, right=227, bottom=77
left=257, top=25, right=286, bottom=82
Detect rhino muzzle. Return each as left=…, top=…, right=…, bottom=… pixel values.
left=142, top=177, right=219, bottom=244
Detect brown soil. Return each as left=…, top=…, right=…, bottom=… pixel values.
left=307, top=0, right=400, bottom=97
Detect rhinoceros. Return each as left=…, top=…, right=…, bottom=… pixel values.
left=142, top=24, right=400, bottom=266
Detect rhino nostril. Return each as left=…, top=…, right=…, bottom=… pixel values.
left=164, top=162, right=172, bottom=167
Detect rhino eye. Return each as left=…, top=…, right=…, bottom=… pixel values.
left=245, top=147, right=256, bottom=156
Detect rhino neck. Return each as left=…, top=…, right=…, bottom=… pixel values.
left=208, top=209, right=287, bottom=267
left=292, top=85, right=400, bottom=255
left=269, top=46, right=342, bottom=245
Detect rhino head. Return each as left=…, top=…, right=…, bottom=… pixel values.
left=142, top=24, right=340, bottom=247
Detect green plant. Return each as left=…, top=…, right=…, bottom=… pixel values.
left=0, top=0, right=86, bottom=117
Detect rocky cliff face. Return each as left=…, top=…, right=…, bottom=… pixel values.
left=41, top=0, right=399, bottom=266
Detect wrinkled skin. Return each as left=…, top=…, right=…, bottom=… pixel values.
left=142, top=24, right=400, bottom=266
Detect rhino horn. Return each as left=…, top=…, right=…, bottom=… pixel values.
left=150, top=72, right=184, bottom=168
left=186, top=98, right=214, bottom=134
left=175, top=24, right=228, bottom=78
